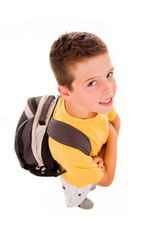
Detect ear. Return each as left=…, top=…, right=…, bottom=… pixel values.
left=57, top=85, right=72, bottom=101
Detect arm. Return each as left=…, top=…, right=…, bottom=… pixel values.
left=96, top=122, right=118, bottom=187
left=110, top=113, right=121, bottom=135
left=98, top=111, right=120, bottom=152
left=93, top=113, right=120, bottom=186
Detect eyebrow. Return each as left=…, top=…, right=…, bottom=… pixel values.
left=109, top=67, right=114, bottom=72
left=84, top=67, right=114, bottom=83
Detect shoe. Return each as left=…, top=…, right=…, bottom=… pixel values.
left=78, top=197, right=94, bottom=210
left=90, top=184, right=96, bottom=191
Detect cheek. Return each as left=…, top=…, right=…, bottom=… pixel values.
left=82, top=95, right=94, bottom=105
left=80, top=92, right=98, bottom=107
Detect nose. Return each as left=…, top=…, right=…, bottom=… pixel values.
left=102, top=79, right=113, bottom=96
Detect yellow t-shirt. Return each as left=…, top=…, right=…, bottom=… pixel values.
left=48, top=97, right=116, bottom=188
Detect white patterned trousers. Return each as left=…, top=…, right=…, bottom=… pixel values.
left=59, top=176, right=93, bottom=208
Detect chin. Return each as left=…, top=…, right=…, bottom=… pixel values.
left=100, top=105, right=113, bottom=115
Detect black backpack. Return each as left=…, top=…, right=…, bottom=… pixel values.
left=14, top=95, right=91, bottom=177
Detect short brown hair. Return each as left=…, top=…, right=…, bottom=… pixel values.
left=49, top=32, right=108, bottom=90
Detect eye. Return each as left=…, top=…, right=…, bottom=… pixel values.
left=107, top=72, right=114, bottom=78
left=88, top=81, right=96, bottom=87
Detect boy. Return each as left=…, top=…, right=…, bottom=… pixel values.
left=49, top=32, right=120, bottom=209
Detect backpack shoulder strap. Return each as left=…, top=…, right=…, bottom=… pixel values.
left=47, top=118, right=91, bottom=156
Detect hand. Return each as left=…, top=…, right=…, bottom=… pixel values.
left=92, top=156, right=105, bottom=172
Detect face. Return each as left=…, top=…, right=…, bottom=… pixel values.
left=60, top=53, right=117, bottom=119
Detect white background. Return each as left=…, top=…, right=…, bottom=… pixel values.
left=0, top=0, right=160, bottom=239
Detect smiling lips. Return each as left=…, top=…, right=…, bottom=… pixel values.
left=99, top=98, right=113, bottom=105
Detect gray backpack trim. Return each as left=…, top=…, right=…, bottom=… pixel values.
left=39, top=95, right=55, bottom=125
left=31, top=95, right=56, bottom=168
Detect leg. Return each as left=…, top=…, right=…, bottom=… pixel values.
left=59, top=176, right=93, bottom=208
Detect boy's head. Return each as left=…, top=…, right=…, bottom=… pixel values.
left=50, top=32, right=116, bottom=119
left=49, top=32, right=108, bottom=91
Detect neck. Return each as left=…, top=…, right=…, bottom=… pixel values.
left=65, top=100, right=97, bottom=119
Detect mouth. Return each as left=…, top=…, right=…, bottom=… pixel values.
left=99, top=98, right=113, bottom=106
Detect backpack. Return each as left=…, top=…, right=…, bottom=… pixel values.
left=14, top=95, right=91, bottom=177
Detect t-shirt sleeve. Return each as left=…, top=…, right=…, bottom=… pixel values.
left=49, top=137, right=104, bottom=188
left=107, top=106, right=117, bottom=121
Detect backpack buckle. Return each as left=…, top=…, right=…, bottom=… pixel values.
left=41, top=166, right=46, bottom=174
left=36, top=165, right=46, bottom=174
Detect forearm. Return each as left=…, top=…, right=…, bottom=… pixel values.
left=103, top=131, right=117, bottom=184
left=98, top=143, right=106, bottom=159
left=96, top=127, right=117, bottom=187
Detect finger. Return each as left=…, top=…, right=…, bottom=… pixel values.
left=98, top=162, right=103, bottom=168
left=93, top=157, right=102, bottom=163
left=98, top=163, right=105, bottom=172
